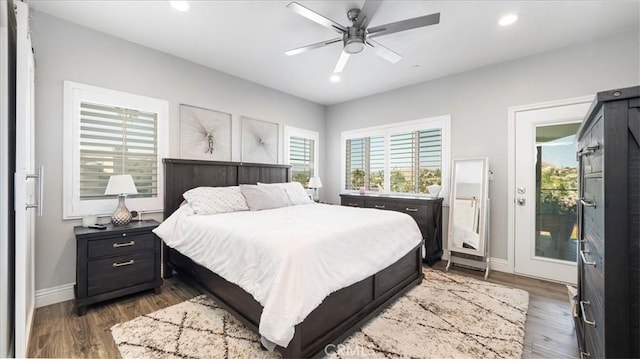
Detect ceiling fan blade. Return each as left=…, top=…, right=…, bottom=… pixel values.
left=285, top=37, right=342, bottom=56
left=287, top=2, right=347, bottom=34
left=333, top=50, right=351, bottom=73
left=354, top=0, right=383, bottom=29
left=367, top=12, right=440, bottom=39
left=366, top=40, right=402, bottom=64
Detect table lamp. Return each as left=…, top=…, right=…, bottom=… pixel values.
left=105, top=174, right=138, bottom=226
left=308, top=176, right=322, bottom=202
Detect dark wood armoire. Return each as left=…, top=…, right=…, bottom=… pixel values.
left=575, top=85, right=639, bottom=358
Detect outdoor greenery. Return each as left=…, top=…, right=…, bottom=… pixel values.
left=349, top=168, right=441, bottom=193
left=538, top=163, right=578, bottom=215
left=293, top=172, right=311, bottom=188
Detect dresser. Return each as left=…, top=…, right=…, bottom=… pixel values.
left=340, top=194, right=444, bottom=265
left=575, top=86, right=639, bottom=358
left=74, top=220, right=162, bottom=315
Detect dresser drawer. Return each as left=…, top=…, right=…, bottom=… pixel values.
left=340, top=197, right=364, bottom=208
left=397, top=203, right=431, bottom=222
left=581, top=117, right=603, bottom=174
left=582, top=176, right=604, bottom=236
left=582, top=226, right=605, bottom=276
left=364, top=199, right=397, bottom=211
left=582, top=263, right=605, bottom=358
left=87, top=232, right=156, bottom=259
left=87, top=251, right=155, bottom=296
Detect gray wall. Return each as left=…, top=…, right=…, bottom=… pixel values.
left=325, top=28, right=640, bottom=260
left=31, top=11, right=326, bottom=291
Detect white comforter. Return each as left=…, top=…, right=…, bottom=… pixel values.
left=153, top=203, right=422, bottom=349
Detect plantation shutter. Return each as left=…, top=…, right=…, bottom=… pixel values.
left=289, top=136, right=315, bottom=187
left=389, top=129, right=442, bottom=193
left=79, top=102, right=158, bottom=200
left=345, top=136, right=384, bottom=191
left=345, top=138, right=364, bottom=190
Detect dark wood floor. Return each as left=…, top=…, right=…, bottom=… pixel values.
left=28, top=264, right=579, bottom=358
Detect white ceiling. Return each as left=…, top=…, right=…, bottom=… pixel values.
left=27, top=0, right=640, bottom=105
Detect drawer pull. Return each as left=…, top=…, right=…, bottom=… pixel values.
left=374, top=205, right=385, bottom=209
left=580, top=249, right=596, bottom=267
left=112, top=259, right=135, bottom=268
left=577, top=143, right=600, bottom=158
left=113, top=240, right=135, bottom=248
left=580, top=199, right=596, bottom=208
left=347, top=202, right=359, bottom=207
left=580, top=300, right=596, bottom=327
left=405, top=208, right=418, bottom=212
left=580, top=351, right=591, bottom=359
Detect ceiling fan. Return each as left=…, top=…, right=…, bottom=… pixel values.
left=284, top=0, right=440, bottom=73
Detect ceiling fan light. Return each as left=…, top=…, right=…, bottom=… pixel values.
left=344, top=38, right=365, bottom=54
left=499, top=14, right=518, bottom=26
left=170, top=1, right=190, bottom=12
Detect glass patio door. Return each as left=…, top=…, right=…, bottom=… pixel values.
left=514, top=102, right=591, bottom=283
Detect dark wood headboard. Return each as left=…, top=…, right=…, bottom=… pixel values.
left=163, top=158, right=291, bottom=219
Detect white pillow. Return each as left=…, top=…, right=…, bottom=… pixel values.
left=182, top=186, right=249, bottom=215
left=258, top=182, right=314, bottom=206
left=240, top=184, right=290, bottom=211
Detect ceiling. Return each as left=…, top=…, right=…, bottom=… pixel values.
left=27, top=1, right=640, bottom=105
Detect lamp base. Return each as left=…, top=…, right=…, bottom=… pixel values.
left=111, top=195, right=132, bottom=226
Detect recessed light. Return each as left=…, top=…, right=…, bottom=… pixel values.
left=170, top=1, right=189, bottom=12
left=499, top=14, right=518, bottom=26
left=330, top=75, right=341, bottom=83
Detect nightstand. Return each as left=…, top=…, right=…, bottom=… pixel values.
left=74, top=219, right=162, bottom=315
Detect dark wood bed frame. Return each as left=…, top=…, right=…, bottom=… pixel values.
left=161, top=158, right=423, bottom=358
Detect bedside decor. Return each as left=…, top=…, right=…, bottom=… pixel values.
left=308, top=176, right=322, bottom=201
left=179, top=104, right=232, bottom=161
left=241, top=116, right=278, bottom=164
left=105, top=174, right=138, bottom=226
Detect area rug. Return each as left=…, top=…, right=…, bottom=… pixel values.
left=111, top=269, right=529, bottom=358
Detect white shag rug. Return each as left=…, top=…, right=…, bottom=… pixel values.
left=111, top=269, right=529, bottom=358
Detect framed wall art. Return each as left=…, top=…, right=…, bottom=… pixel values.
left=241, top=116, right=279, bottom=164
left=180, top=104, right=232, bottom=161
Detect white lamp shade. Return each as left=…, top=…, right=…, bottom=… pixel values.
left=308, top=176, right=323, bottom=189
left=105, top=174, right=138, bottom=195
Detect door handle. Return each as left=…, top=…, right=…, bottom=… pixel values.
left=25, top=166, right=44, bottom=216
left=516, top=197, right=525, bottom=206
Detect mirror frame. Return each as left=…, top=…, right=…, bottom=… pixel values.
left=447, top=157, right=489, bottom=257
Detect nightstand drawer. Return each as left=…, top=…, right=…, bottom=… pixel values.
left=87, top=232, right=156, bottom=259
left=87, top=251, right=155, bottom=296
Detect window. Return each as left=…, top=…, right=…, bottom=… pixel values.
left=63, top=82, right=168, bottom=219
left=284, top=126, right=319, bottom=188
left=342, top=115, right=450, bottom=200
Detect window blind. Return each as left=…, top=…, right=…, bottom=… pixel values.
left=345, top=129, right=442, bottom=194
left=389, top=129, right=442, bottom=193
left=289, top=136, right=314, bottom=187
left=345, top=136, right=385, bottom=191
left=79, top=102, right=158, bottom=200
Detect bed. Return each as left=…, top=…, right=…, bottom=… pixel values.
left=159, top=158, right=423, bottom=358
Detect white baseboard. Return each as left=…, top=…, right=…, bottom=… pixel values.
left=35, top=283, right=75, bottom=308
left=440, top=252, right=511, bottom=274
left=488, top=257, right=510, bottom=273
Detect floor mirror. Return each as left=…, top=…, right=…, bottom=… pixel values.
left=446, top=157, right=490, bottom=279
